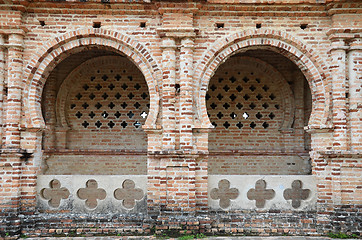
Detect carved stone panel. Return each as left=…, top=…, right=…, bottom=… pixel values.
left=37, top=175, right=147, bottom=213
left=209, top=175, right=316, bottom=211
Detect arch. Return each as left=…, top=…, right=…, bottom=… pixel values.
left=194, top=29, right=331, bottom=130
left=22, top=28, right=161, bottom=130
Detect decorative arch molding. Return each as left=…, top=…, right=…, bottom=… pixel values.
left=22, top=28, right=161, bottom=130
left=194, top=29, right=331, bottom=130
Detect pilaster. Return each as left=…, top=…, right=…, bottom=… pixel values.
left=180, top=37, right=194, bottom=151
left=0, top=31, right=25, bottom=237
left=4, top=33, right=24, bottom=149
left=150, top=13, right=202, bottom=216
left=348, top=38, right=362, bottom=151
left=161, top=37, right=177, bottom=151
left=0, top=34, right=5, bottom=148
left=330, top=39, right=349, bottom=150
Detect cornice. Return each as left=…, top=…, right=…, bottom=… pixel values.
left=0, top=27, right=28, bottom=36
left=327, top=28, right=362, bottom=41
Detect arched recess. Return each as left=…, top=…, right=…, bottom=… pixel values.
left=194, top=29, right=331, bottom=130
left=53, top=55, right=151, bottom=151
left=206, top=56, right=295, bottom=135
left=22, top=28, right=161, bottom=131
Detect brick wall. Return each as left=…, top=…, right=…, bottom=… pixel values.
left=207, top=55, right=311, bottom=175
left=44, top=153, right=147, bottom=175
left=0, top=0, right=361, bottom=237
left=209, top=154, right=310, bottom=175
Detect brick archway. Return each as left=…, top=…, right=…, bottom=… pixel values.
left=22, top=28, right=161, bottom=131
left=194, top=29, right=331, bottom=130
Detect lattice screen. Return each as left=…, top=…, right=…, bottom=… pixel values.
left=207, top=57, right=285, bottom=150
left=63, top=56, right=149, bottom=150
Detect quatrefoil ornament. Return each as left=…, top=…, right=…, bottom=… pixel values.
left=210, top=179, right=239, bottom=209
left=114, top=179, right=144, bottom=209
left=77, top=179, right=106, bottom=209
left=247, top=179, right=275, bottom=208
left=41, top=179, right=70, bottom=208
left=284, top=180, right=311, bottom=208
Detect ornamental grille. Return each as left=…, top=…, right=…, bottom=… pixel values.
left=207, top=57, right=284, bottom=150
left=63, top=56, right=149, bottom=150
left=66, top=58, right=149, bottom=131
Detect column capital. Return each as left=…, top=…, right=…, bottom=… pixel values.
left=181, top=37, right=194, bottom=49
left=7, top=33, right=24, bottom=49
left=0, top=34, right=4, bottom=49
left=330, top=38, right=349, bottom=52
left=349, top=38, right=362, bottom=51
left=160, top=37, right=176, bottom=49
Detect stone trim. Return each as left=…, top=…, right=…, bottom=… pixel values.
left=208, top=175, right=317, bottom=211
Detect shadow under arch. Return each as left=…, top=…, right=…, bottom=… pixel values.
left=194, top=29, right=331, bottom=130
left=22, top=28, right=161, bottom=130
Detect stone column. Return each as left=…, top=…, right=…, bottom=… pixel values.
left=330, top=39, right=349, bottom=150
left=5, top=33, right=24, bottom=149
left=348, top=38, right=362, bottom=151
left=179, top=37, right=194, bottom=151
left=0, top=34, right=5, bottom=147
left=161, top=37, right=177, bottom=150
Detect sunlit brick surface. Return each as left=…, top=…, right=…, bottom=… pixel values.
left=64, top=56, right=149, bottom=150
left=0, top=0, right=361, bottom=237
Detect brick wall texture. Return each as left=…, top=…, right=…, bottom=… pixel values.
left=0, top=0, right=361, bottom=237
